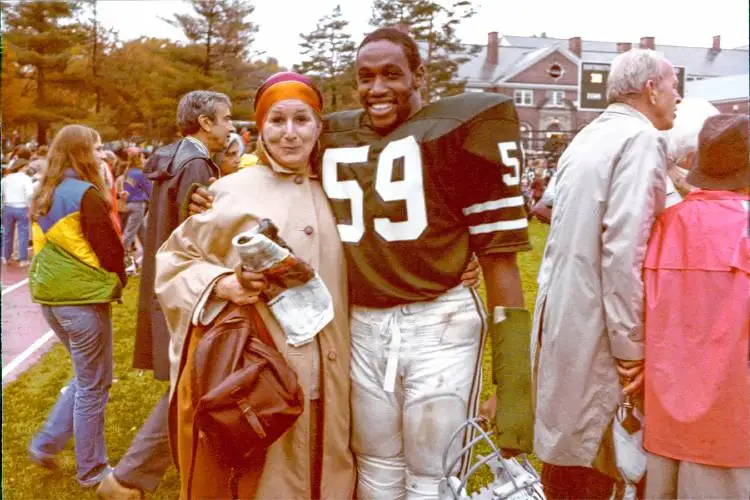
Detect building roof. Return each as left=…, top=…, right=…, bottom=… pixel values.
left=685, top=73, right=750, bottom=102
left=459, top=34, right=750, bottom=86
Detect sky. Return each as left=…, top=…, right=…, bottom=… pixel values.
left=95, top=0, right=750, bottom=68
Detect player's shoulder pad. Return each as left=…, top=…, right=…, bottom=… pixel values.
left=323, top=109, right=365, bottom=134
left=415, top=92, right=516, bottom=124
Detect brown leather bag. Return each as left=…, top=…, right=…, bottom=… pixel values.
left=176, top=303, right=304, bottom=498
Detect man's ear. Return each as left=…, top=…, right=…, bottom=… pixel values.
left=645, top=80, right=659, bottom=105
left=412, top=64, right=426, bottom=90
left=197, top=114, right=214, bottom=133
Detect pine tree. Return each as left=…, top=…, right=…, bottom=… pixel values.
left=166, top=0, right=259, bottom=77
left=295, top=5, right=357, bottom=111
left=369, top=0, right=480, bottom=102
left=3, top=0, right=90, bottom=144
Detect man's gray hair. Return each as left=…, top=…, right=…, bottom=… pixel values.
left=176, top=90, right=231, bottom=135
left=663, top=97, right=719, bottom=165
left=606, top=48, right=670, bottom=104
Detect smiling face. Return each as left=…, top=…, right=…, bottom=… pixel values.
left=261, top=99, right=321, bottom=171
left=356, top=40, right=424, bottom=135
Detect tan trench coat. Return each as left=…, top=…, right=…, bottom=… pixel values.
left=155, top=162, right=356, bottom=498
left=531, top=104, right=667, bottom=468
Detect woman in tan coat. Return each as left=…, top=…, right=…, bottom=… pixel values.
left=154, top=72, right=356, bottom=499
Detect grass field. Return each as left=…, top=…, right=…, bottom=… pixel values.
left=2, top=221, right=549, bottom=499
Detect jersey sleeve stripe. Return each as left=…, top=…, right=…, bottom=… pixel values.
left=462, top=195, right=525, bottom=216
left=468, top=217, right=529, bottom=235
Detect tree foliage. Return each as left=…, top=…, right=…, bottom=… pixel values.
left=1, top=0, right=280, bottom=144
left=3, top=0, right=90, bottom=143
left=369, top=0, right=480, bottom=102
left=295, top=5, right=358, bottom=111
left=165, top=0, right=259, bottom=77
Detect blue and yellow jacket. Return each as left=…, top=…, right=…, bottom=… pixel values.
left=30, top=171, right=123, bottom=305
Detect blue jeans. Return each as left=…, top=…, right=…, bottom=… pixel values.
left=31, top=304, right=113, bottom=486
left=2, top=204, right=30, bottom=261
left=122, top=202, right=146, bottom=253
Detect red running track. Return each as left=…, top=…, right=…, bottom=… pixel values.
left=2, top=262, right=58, bottom=386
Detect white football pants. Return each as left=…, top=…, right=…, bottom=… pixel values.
left=350, top=285, right=487, bottom=500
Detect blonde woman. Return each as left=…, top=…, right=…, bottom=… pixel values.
left=27, top=124, right=126, bottom=488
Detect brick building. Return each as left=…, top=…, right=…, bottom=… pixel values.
left=458, top=33, right=749, bottom=152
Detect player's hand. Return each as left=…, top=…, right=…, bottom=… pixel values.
left=214, top=269, right=265, bottom=306
left=188, top=179, right=216, bottom=216
left=500, top=448, right=522, bottom=459
left=120, top=191, right=129, bottom=200
left=460, top=255, right=481, bottom=289
left=615, top=358, right=644, bottom=396
left=478, top=393, right=497, bottom=426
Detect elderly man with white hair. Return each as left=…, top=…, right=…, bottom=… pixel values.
left=531, top=48, right=681, bottom=498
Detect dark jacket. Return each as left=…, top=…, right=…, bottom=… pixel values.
left=133, top=138, right=220, bottom=380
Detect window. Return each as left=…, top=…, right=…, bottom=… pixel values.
left=519, top=123, right=533, bottom=152
left=550, top=90, right=566, bottom=107
left=514, top=89, right=533, bottom=106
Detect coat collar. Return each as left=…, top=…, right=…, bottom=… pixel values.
left=604, top=103, right=655, bottom=128
left=185, top=135, right=210, bottom=158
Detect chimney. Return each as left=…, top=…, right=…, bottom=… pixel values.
left=617, top=42, right=632, bottom=53
left=487, top=31, right=499, bottom=65
left=393, top=21, right=409, bottom=35
left=640, top=36, right=655, bottom=50
left=568, top=36, right=581, bottom=57
left=712, top=35, right=721, bottom=52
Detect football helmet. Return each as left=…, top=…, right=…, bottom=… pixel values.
left=438, top=418, right=546, bottom=500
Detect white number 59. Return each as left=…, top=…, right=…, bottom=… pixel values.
left=322, top=136, right=428, bottom=243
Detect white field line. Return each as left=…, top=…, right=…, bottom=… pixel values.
left=2, top=278, right=29, bottom=297
left=2, top=329, right=55, bottom=380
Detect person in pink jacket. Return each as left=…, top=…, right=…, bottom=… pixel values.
left=643, top=113, right=750, bottom=499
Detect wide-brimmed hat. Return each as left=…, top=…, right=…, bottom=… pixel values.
left=687, top=114, right=749, bottom=191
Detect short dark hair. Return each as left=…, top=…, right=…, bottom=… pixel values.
left=358, top=27, right=422, bottom=72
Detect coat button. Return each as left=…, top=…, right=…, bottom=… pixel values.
left=304, top=226, right=314, bottom=235
left=327, top=351, right=337, bottom=361
left=294, top=175, right=304, bottom=185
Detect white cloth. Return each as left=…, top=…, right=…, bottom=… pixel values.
left=350, top=285, right=486, bottom=499
left=1, top=172, right=34, bottom=207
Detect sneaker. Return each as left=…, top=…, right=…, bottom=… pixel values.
left=28, top=447, right=59, bottom=470
left=80, top=465, right=114, bottom=489
left=1, top=258, right=7, bottom=265
left=96, top=471, right=144, bottom=499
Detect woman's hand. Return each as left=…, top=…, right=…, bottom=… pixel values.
left=615, top=358, right=644, bottom=396
left=460, top=255, right=481, bottom=289
left=214, top=267, right=266, bottom=305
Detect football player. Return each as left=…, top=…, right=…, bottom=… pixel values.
left=188, top=28, right=534, bottom=500
left=322, top=28, right=533, bottom=499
